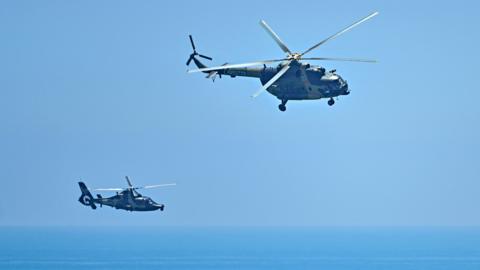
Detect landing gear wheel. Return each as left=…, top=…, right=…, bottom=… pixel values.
left=328, top=98, right=335, bottom=106
left=278, top=99, right=288, bottom=112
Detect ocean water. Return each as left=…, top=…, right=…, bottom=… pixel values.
left=1, top=227, right=480, bottom=269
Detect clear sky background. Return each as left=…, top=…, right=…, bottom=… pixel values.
left=1, top=0, right=479, bottom=226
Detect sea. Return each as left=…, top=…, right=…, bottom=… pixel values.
left=1, top=227, right=480, bottom=269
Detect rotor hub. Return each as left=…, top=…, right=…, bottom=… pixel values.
left=288, top=53, right=302, bottom=61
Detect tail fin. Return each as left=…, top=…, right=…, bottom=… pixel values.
left=78, top=182, right=97, bottom=209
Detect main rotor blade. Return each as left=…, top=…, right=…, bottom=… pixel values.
left=125, top=176, right=133, bottom=187
left=93, top=188, right=124, bottom=191
left=252, top=62, right=291, bottom=98
left=301, top=57, right=377, bottom=63
left=93, top=183, right=176, bottom=191
left=187, top=59, right=286, bottom=73
left=135, top=183, right=177, bottom=189
left=259, top=20, right=292, bottom=54
left=301, top=11, right=379, bottom=56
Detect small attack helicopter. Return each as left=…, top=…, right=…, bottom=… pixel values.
left=78, top=176, right=175, bottom=212
left=186, top=12, right=378, bottom=111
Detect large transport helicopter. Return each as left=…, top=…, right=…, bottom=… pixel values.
left=78, top=176, right=175, bottom=212
left=187, top=12, right=378, bottom=111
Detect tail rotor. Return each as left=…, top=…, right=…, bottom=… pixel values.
left=78, top=182, right=97, bottom=210
left=186, top=35, right=212, bottom=66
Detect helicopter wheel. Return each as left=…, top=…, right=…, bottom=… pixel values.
left=278, top=99, right=288, bottom=112
left=328, top=98, right=335, bottom=106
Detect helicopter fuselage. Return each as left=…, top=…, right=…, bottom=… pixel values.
left=194, top=58, right=349, bottom=101
left=93, top=190, right=164, bottom=212
left=230, top=63, right=349, bottom=100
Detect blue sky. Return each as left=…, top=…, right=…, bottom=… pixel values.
left=0, top=0, right=479, bottom=226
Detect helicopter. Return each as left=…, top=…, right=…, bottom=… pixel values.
left=78, top=176, right=175, bottom=212
left=186, top=12, right=378, bottom=111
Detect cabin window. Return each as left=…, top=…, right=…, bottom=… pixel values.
left=306, top=70, right=323, bottom=85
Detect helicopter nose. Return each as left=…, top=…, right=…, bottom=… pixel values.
left=154, top=204, right=165, bottom=211
left=342, top=83, right=349, bottom=95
